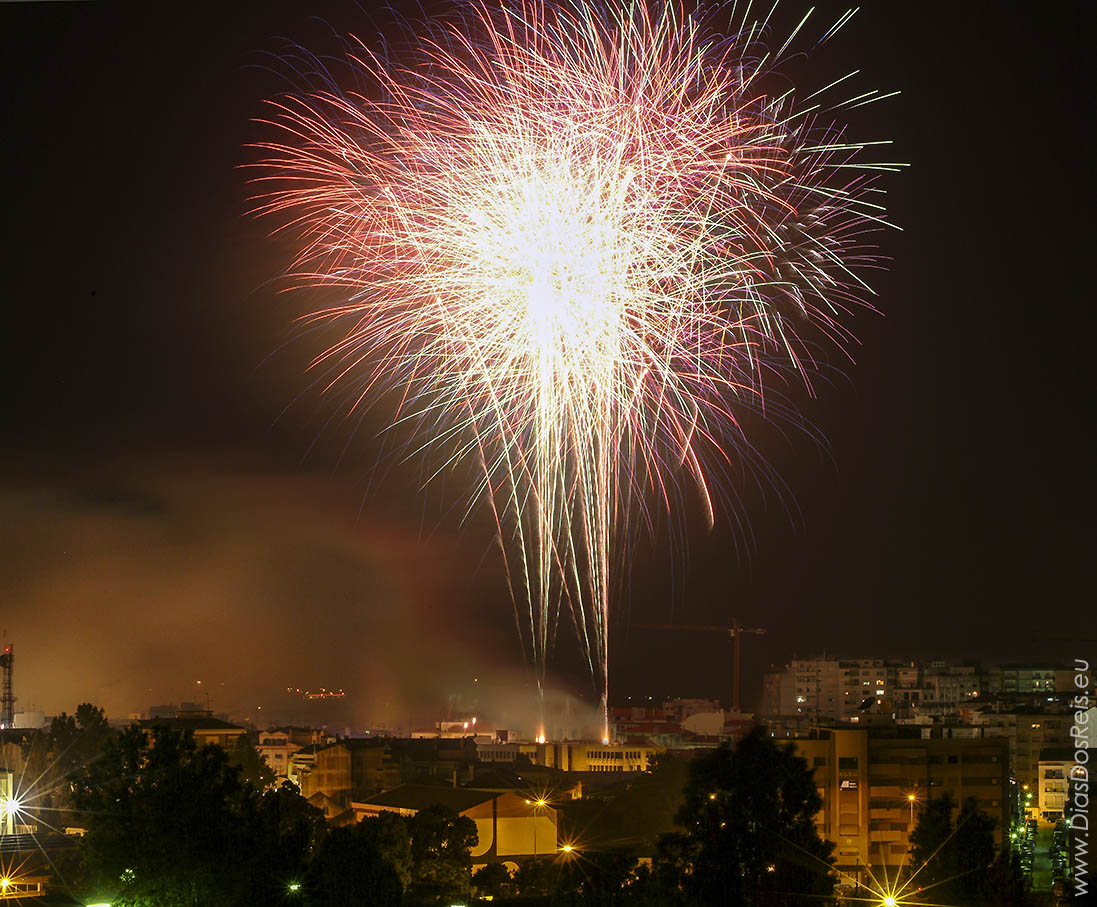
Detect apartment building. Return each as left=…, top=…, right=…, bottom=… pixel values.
left=791, top=729, right=1009, bottom=884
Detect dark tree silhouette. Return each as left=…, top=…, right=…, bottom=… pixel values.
left=70, top=726, right=323, bottom=907
left=910, top=793, right=1031, bottom=905
left=909, top=793, right=958, bottom=891
left=471, top=861, right=511, bottom=899
left=406, top=804, right=478, bottom=903
left=227, top=733, right=276, bottom=789
left=309, top=820, right=404, bottom=906
left=358, top=810, right=415, bottom=892
left=656, top=728, right=835, bottom=906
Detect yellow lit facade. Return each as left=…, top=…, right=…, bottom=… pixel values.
left=477, top=740, right=661, bottom=772
left=352, top=784, right=557, bottom=869
left=791, top=729, right=1009, bottom=884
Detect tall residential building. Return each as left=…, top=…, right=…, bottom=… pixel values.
left=762, top=657, right=1086, bottom=725
left=790, top=729, right=1010, bottom=885
left=762, top=657, right=922, bottom=722
left=969, top=709, right=1075, bottom=792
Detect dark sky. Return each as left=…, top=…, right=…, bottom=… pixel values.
left=2, top=1, right=1091, bottom=727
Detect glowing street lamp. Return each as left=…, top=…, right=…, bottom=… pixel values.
left=525, top=797, right=550, bottom=855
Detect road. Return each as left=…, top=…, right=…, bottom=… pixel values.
left=1031, top=824, right=1054, bottom=892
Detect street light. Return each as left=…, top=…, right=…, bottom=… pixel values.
left=526, top=798, right=550, bottom=855
left=907, top=792, right=917, bottom=825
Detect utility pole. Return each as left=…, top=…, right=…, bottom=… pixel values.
left=633, top=620, right=766, bottom=711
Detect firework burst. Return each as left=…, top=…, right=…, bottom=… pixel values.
left=251, top=0, right=897, bottom=737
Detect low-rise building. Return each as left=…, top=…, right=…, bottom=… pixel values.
left=352, top=783, right=558, bottom=871
left=1037, top=746, right=1076, bottom=824
left=137, top=710, right=246, bottom=751
left=257, top=730, right=302, bottom=780
left=661, top=699, right=721, bottom=723
left=475, top=739, right=662, bottom=773
left=292, top=739, right=399, bottom=810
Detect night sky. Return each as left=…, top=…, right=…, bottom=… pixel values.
left=2, top=1, right=1090, bottom=728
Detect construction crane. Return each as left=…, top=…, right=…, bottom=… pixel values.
left=633, top=619, right=766, bottom=712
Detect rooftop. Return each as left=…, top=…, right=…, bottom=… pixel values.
left=139, top=712, right=245, bottom=732
left=356, top=783, right=497, bottom=814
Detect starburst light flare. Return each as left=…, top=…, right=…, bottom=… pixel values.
left=251, top=0, right=897, bottom=739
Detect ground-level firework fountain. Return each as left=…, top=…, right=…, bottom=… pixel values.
left=253, top=0, right=896, bottom=732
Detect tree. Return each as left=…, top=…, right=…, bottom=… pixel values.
left=952, top=797, right=998, bottom=903
left=406, top=804, right=478, bottom=903
left=228, top=734, right=276, bottom=790
left=910, top=794, right=1029, bottom=905
left=50, top=702, right=113, bottom=774
left=986, top=848, right=1033, bottom=907
left=20, top=702, right=115, bottom=832
left=568, top=848, right=639, bottom=902
left=358, top=810, right=415, bottom=892
left=559, top=752, right=691, bottom=853
left=656, top=728, right=835, bottom=906
left=472, top=862, right=510, bottom=899
left=909, top=793, right=957, bottom=892
left=248, top=780, right=327, bottom=897
left=70, top=726, right=321, bottom=907
left=647, top=831, right=697, bottom=904
left=509, top=855, right=564, bottom=899
left=309, top=821, right=404, bottom=907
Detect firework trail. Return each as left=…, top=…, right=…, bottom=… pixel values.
left=251, top=0, right=897, bottom=740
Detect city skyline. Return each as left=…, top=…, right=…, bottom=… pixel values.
left=3, top=1, right=1090, bottom=731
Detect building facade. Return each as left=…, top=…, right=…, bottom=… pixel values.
left=790, top=729, right=1009, bottom=884
left=476, top=740, right=662, bottom=773
left=352, top=784, right=559, bottom=871
left=137, top=710, right=246, bottom=750
left=257, top=730, right=302, bottom=780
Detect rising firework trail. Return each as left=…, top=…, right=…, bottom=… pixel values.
left=251, top=0, right=898, bottom=740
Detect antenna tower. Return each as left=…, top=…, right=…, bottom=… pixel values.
left=0, top=644, right=14, bottom=729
